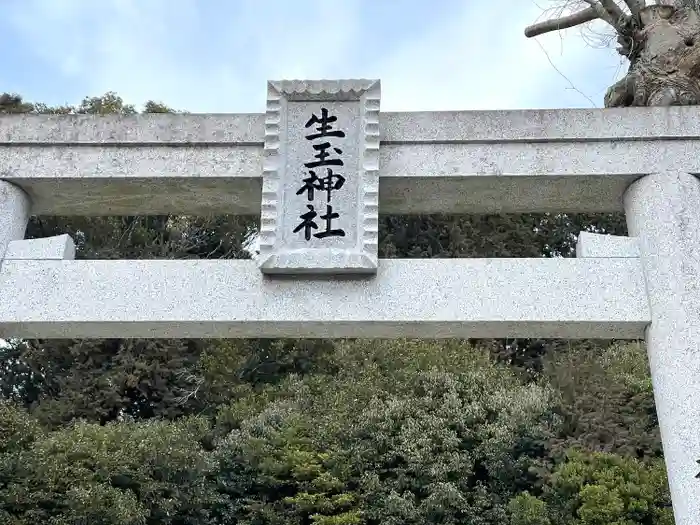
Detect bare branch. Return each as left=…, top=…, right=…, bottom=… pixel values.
left=524, top=7, right=599, bottom=38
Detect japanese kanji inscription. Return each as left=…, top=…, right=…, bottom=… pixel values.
left=257, top=79, right=380, bottom=275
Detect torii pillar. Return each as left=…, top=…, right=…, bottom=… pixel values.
left=624, top=170, right=700, bottom=525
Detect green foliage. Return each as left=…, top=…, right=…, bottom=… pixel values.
left=0, top=401, right=43, bottom=454
left=333, top=342, right=555, bottom=524
left=212, top=340, right=558, bottom=524
left=0, top=416, right=220, bottom=524
left=508, top=449, right=673, bottom=525
left=508, top=492, right=551, bottom=525
left=544, top=342, right=661, bottom=460
left=215, top=405, right=360, bottom=524
left=379, top=212, right=624, bottom=260
left=16, top=338, right=208, bottom=427
left=0, top=93, right=34, bottom=114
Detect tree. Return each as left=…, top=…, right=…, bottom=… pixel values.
left=524, top=0, right=700, bottom=108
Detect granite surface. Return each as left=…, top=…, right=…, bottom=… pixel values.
left=0, top=181, right=30, bottom=261
left=624, top=171, right=700, bottom=525
left=258, top=79, right=379, bottom=274
left=4, top=106, right=700, bottom=216
left=0, top=257, right=649, bottom=339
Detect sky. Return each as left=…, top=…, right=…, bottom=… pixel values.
left=0, top=0, right=629, bottom=113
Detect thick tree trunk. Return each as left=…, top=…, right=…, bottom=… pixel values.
left=606, top=3, right=700, bottom=107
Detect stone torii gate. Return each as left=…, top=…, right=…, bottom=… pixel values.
left=0, top=79, right=699, bottom=524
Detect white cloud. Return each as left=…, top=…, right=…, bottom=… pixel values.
left=5, top=0, right=628, bottom=111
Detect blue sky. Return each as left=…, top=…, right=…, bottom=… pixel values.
left=1, top=0, right=627, bottom=113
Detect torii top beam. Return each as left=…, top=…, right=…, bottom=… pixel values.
left=2, top=105, right=700, bottom=217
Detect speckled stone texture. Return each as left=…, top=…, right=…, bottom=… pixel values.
left=258, top=79, right=380, bottom=275
left=0, top=180, right=30, bottom=261
left=624, top=171, right=700, bottom=525
left=0, top=258, right=649, bottom=339
left=5, top=106, right=700, bottom=217
left=5, top=234, right=75, bottom=261
left=575, top=232, right=640, bottom=258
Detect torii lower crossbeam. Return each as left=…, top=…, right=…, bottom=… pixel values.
left=0, top=258, right=649, bottom=339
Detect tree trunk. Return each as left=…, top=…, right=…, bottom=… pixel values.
left=606, top=3, right=700, bottom=107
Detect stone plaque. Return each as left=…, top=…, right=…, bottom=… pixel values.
left=258, top=79, right=380, bottom=275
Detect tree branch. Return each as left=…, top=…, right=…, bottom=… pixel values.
left=524, top=7, right=599, bottom=38
left=580, top=0, right=620, bottom=27
left=599, top=0, right=630, bottom=28
left=623, top=0, right=646, bottom=17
